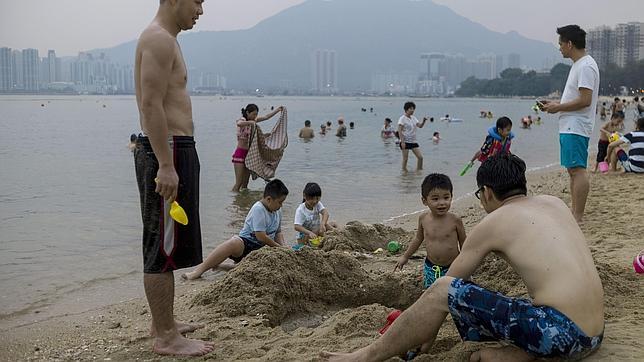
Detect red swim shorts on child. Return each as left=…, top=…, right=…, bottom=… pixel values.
left=231, top=147, right=249, bottom=164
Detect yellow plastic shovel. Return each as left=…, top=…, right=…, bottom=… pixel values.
left=170, top=201, right=188, bottom=225
left=153, top=177, right=188, bottom=225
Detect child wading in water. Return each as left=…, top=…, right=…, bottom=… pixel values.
left=231, top=104, right=284, bottom=192
left=381, top=118, right=395, bottom=138
left=293, top=183, right=336, bottom=248
left=468, top=116, right=514, bottom=168
left=182, top=180, right=289, bottom=280
left=394, top=173, right=466, bottom=288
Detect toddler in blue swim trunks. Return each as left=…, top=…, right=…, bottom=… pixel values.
left=394, top=173, right=466, bottom=288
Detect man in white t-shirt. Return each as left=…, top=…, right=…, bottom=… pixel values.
left=397, top=101, right=428, bottom=172
left=542, top=25, right=599, bottom=223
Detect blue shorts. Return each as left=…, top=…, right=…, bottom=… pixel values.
left=424, top=258, right=449, bottom=289
left=447, top=278, right=603, bottom=359
left=560, top=133, right=589, bottom=169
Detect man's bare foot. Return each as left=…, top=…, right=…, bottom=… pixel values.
left=470, top=346, right=534, bottom=362
left=181, top=271, right=201, bottom=280
left=319, top=350, right=369, bottom=362
left=151, top=320, right=204, bottom=336
left=153, top=335, right=214, bottom=357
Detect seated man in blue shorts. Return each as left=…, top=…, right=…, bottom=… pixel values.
left=321, top=154, right=604, bottom=361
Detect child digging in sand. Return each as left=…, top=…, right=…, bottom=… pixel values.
left=293, top=182, right=337, bottom=248
left=594, top=111, right=624, bottom=172
left=394, top=173, right=466, bottom=288
left=182, top=179, right=289, bottom=280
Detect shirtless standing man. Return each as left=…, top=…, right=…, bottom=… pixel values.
left=322, top=154, right=604, bottom=361
left=133, top=0, right=213, bottom=356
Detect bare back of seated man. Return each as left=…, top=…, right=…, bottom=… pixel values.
left=322, top=154, right=604, bottom=362
left=133, top=0, right=214, bottom=357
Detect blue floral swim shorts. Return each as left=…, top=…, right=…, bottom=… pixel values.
left=447, top=278, right=603, bottom=359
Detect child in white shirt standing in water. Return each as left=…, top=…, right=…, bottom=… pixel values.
left=293, top=183, right=336, bottom=248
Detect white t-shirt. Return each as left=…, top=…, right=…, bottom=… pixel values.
left=397, top=115, right=420, bottom=143
left=294, top=201, right=326, bottom=231
left=558, top=55, right=600, bottom=137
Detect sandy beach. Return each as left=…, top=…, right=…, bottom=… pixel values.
left=1, top=167, right=642, bottom=361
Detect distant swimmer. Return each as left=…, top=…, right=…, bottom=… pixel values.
left=128, top=133, right=137, bottom=152
left=441, top=114, right=462, bottom=123
left=336, top=118, right=347, bottom=137
left=381, top=118, right=395, bottom=138
left=432, top=132, right=441, bottom=144
left=299, top=119, right=314, bottom=139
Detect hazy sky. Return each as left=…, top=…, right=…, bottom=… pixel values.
left=1, top=0, right=643, bottom=56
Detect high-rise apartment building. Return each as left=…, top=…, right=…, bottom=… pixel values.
left=311, top=49, right=337, bottom=94
left=12, top=50, right=23, bottom=89
left=0, top=47, right=12, bottom=91
left=47, top=50, right=57, bottom=83
left=587, top=26, right=615, bottom=69
left=588, top=22, right=644, bottom=68
left=508, top=53, right=521, bottom=69
left=22, top=48, right=39, bottom=91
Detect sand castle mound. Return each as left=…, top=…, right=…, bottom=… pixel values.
left=192, top=247, right=422, bottom=327
left=321, top=221, right=414, bottom=252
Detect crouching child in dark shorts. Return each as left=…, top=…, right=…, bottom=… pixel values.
left=182, top=179, right=289, bottom=280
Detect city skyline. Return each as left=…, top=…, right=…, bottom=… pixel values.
left=0, top=44, right=556, bottom=96
left=2, top=0, right=644, bottom=56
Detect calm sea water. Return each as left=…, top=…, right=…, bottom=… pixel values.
left=0, top=95, right=584, bottom=326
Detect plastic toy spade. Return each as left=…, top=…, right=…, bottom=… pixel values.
left=459, top=161, right=474, bottom=176
left=170, top=201, right=188, bottom=225
left=153, top=177, right=188, bottom=225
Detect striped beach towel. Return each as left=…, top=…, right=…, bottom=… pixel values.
left=245, top=108, right=288, bottom=181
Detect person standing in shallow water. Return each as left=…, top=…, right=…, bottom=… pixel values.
left=397, top=101, right=427, bottom=172
left=133, top=0, right=213, bottom=357
left=541, top=25, right=599, bottom=223
left=231, top=103, right=284, bottom=192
